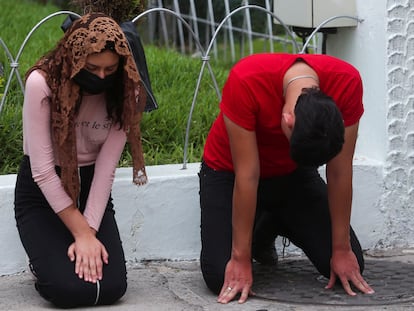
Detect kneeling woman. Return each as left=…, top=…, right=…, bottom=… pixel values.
left=14, top=13, right=147, bottom=308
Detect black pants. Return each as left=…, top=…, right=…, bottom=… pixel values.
left=14, top=156, right=127, bottom=308
left=199, top=161, right=364, bottom=294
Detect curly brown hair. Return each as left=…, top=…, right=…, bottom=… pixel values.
left=26, top=13, right=148, bottom=203
left=69, top=0, right=147, bottom=22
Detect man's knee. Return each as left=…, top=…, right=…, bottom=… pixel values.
left=200, top=259, right=224, bottom=294
left=201, top=271, right=223, bottom=295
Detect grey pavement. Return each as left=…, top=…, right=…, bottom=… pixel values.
left=1, top=252, right=414, bottom=311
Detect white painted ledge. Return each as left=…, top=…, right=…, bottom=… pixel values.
left=0, top=159, right=384, bottom=275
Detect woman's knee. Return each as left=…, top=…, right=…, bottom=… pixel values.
left=98, top=276, right=127, bottom=305
left=35, top=273, right=127, bottom=308
left=36, top=277, right=95, bottom=308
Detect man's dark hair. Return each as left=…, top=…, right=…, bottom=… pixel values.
left=290, top=87, right=345, bottom=167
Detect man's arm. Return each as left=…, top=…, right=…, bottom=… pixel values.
left=325, top=121, right=374, bottom=295
left=217, top=114, right=259, bottom=304
left=326, top=123, right=357, bottom=254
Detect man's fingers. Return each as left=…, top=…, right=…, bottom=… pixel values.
left=238, top=286, right=250, bottom=304
left=341, top=279, right=357, bottom=296
left=327, top=272, right=375, bottom=296
left=218, top=285, right=237, bottom=303
left=218, top=284, right=230, bottom=298
left=326, top=273, right=357, bottom=296
left=218, top=284, right=253, bottom=304
left=341, top=271, right=375, bottom=296
left=325, top=271, right=336, bottom=290
left=351, top=275, right=375, bottom=294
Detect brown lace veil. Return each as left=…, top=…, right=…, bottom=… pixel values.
left=26, top=13, right=147, bottom=204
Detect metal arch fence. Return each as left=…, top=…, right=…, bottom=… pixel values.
left=0, top=4, right=361, bottom=169
left=132, top=5, right=361, bottom=168
left=0, top=11, right=81, bottom=115
left=145, top=0, right=301, bottom=61
left=134, top=4, right=300, bottom=168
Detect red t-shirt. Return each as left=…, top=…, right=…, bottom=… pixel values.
left=203, top=53, right=364, bottom=177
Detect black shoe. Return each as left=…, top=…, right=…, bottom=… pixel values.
left=252, top=243, right=278, bottom=266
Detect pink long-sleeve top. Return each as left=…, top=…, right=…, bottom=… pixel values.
left=22, top=70, right=127, bottom=231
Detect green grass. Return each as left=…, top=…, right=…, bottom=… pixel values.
left=0, top=0, right=66, bottom=72
left=0, top=0, right=71, bottom=174
left=0, top=0, right=230, bottom=174
left=0, top=89, right=23, bottom=173
left=0, top=0, right=291, bottom=174
left=134, top=46, right=227, bottom=166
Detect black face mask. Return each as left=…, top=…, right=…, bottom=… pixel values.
left=72, top=69, right=118, bottom=94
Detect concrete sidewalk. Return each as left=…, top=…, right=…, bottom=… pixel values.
left=1, top=252, right=414, bottom=311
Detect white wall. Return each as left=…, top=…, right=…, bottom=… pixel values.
left=326, top=0, right=388, bottom=162
left=327, top=0, right=414, bottom=249
left=0, top=159, right=385, bottom=276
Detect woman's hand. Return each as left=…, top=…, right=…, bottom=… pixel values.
left=57, top=205, right=108, bottom=283
left=67, top=230, right=109, bottom=283
left=217, top=257, right=254, bottom=304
